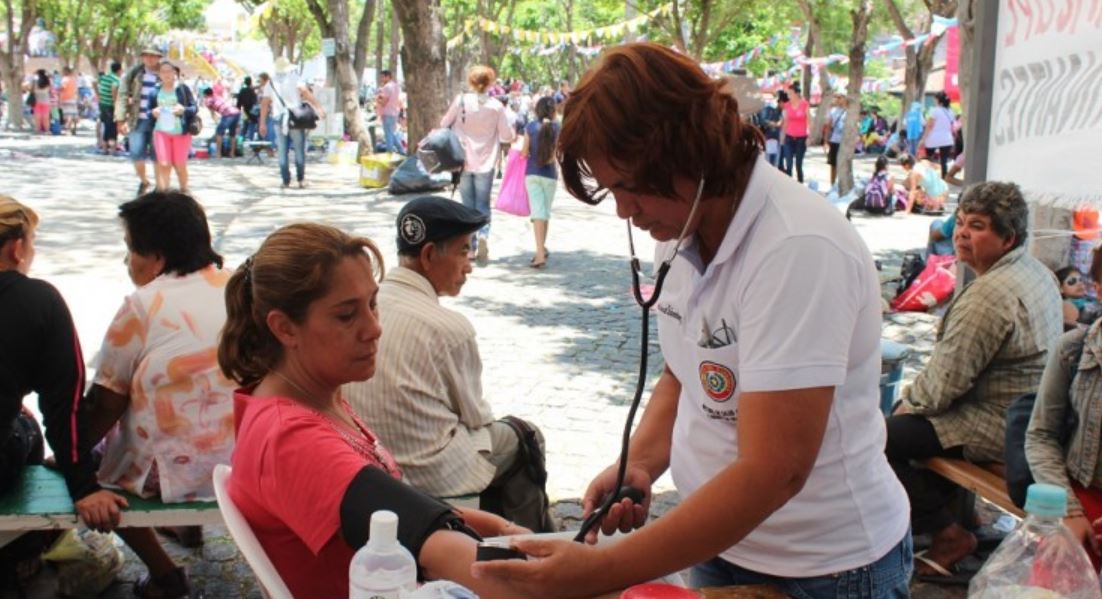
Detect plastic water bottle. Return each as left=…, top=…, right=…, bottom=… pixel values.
left=969, top=484, right=1101, bottom=598
left=349, top=510, right=417, bottom=599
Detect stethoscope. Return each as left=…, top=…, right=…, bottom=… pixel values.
left=574, top=177, right=707, bottom=542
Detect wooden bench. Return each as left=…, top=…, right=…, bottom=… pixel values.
left=0, top=466, right=222, bottom=550
left=921, top=457, right=1025, bottom=518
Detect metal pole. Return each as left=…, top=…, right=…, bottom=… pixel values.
left=963, top=0, right=999, bottom=186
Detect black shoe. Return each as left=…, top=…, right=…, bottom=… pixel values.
left=137, top=181, right=150, bottom=197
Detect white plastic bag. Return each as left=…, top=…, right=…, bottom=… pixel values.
left=41, top=528, right=125, bottom=598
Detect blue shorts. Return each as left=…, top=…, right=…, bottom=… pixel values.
left=128, top=119, right=156, bottom=162
left=216, top=113, right=241, bottom=137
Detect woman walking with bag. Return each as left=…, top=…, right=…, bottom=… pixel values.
left=149, top=61, right=197, bottom=192
left=522, top=96, right=559, bottom=269
left=439, top=65, right=516, bottom=265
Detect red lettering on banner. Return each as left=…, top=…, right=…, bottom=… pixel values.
left=1004, top=0, right=1102, bottom=47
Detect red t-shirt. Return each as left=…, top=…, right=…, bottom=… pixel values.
left=784, top=99, right=810, bottom=138
left=229, top=390, right=401, bottom=599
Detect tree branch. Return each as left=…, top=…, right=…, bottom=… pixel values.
left=882, top=0, right=914, bottom=39
left=303, top=0, right=331, bottom=34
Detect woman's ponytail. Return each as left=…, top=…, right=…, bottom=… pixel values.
left=534, top=96, right=558, bottom=167
left=218, top=258, right=276, bottom=386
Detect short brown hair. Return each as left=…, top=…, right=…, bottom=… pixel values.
left=0, top=195, right=39, bottom=246
left=218, top=223, right=385, bottom=386
left=559, top=42, right=762, bottom=205
left=468, top=65, right=496, bottom=94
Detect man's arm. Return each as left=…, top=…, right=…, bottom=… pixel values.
left=903, top=290, right=1012, bottom=414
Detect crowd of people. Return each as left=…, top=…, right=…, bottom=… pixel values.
left=1, top=40, right=1098, bottom=599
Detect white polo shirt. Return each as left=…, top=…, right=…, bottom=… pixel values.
left=656, top=157, right=909, bottom=577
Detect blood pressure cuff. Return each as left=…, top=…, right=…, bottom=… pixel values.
left=339, top=466, right=481, bottom=567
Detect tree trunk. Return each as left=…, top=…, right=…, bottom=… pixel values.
left=375, top=0, right=385, bottom=84
left=797, top=0, right=831, bottom=145
left=392, top=0, right=447, bottom=147
left=956, top=0, right=977, bottom=132
left=388, top=7, right=400, bottom=73
left=801, top=29, right=814, bottom=103
left=353, top=0, right=376, bottom=86
left=3, top=0, right=33, bottom=130
left=2, top=64, right=25, bottom=129
left=837, top=0, right=874, bottom=195
left=327, top=0, right=372, bottom=154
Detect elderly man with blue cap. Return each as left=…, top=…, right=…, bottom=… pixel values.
left=344, top=196, right=554, bottom=532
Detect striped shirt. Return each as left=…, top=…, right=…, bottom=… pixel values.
left=138, top=70, right=159, bottom=120
left=902, top=246, right=1063, bottom=461
left=97, top=73, right=119, bottom=108
left=343, top=266, right=497, bottom=497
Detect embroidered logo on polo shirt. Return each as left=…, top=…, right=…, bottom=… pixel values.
left=699, top=361, right=736, bottom=402
left=400, top=214, right=426, bottom=245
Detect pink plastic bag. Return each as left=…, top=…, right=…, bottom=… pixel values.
left=495, top=149, right=530, bottom=217
left=891, top=255, right=956, bottom=312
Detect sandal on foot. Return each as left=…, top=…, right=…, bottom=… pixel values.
left=134, top=566, right=189, bottom=599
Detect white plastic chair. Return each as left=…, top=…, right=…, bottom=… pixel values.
left=212, top=464, right=295, bottom=599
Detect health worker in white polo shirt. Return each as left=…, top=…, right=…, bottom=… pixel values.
left=472, top=43, right=912, bottom=599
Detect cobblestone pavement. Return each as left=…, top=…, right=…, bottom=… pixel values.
left=2, top=130, right=964, bottom=598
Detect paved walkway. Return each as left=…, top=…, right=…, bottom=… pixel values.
left=1, top=130, right=963, bottom=598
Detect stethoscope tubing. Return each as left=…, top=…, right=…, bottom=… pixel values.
left=573, top=178, right=706, bottom=543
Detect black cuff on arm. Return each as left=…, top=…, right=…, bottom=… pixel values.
left=61, top=465, right=102, bottom=502
left=339, top=466, right=481, bottom=567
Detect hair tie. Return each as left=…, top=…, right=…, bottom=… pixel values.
left=542, top=118, right=551, bottom=124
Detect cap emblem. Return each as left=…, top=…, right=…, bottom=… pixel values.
left=400, top=214, right=427, bottom=245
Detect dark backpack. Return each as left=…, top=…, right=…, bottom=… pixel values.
left=864, top=173, right=890, bottom=213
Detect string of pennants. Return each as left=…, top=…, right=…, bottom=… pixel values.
left=447, top=3, right=672, bottom=50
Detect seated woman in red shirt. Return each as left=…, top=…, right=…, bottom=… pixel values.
left=217, top=223, right=522, bottom=599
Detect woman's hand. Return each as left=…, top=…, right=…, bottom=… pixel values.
left=470, top=537, right=613, bottom=599
left=580, top=463, right=653, bottom=544
left=172, top=105, right=184, bottom=116
left=152, top=107, right=161, bottom=117
left=75, top=489, right=129, bottom=532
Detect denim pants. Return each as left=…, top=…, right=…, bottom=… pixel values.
left=459, top=170, right=494, bottom=242
left=128, top=118, right=156, bottom=162
left=241, top=118, right=258, bottom=142
left=690, top=533, right=913, bottom=599
left=276, top=127, right=307, bottom=185
left=382, top=114, right=401, bottom=154
left=784, top=136, right=808, bottom=182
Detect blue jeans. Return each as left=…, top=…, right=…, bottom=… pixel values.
left=784, top=136, right=807, bottom=182
left=241, top=118, right=258, bottom=142
left=382, top=114, right=401, bottom=154
left=276, top=128, right=307, bottom=185
left=216, top=113, right=241, bottom=137
left=690, top=533, right=912, bottom=599
left=906, top=139, right=919, bottom=159
left=128, top=118, right=156, bottom=162
left=459, top=170, right=494, bottom=242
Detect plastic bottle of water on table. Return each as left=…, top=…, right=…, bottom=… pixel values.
left=350, top=510, right=418, bottom=599
left=969, top=483, right=1101, bottom=599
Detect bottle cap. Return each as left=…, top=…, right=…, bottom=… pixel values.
left=368, top=510, right=399, bottom=547
left=1024, top=483, right=1067, bottom=518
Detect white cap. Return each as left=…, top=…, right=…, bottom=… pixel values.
left=368, top=510, right=399, bottom=548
